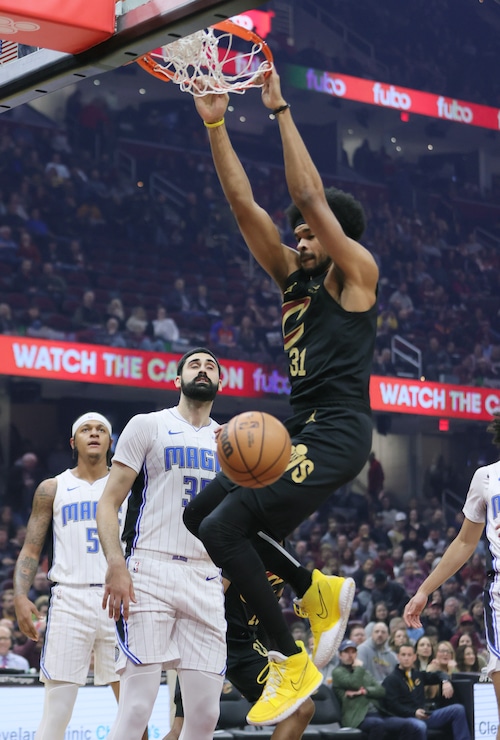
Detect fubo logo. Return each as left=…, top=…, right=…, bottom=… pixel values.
left=437, top=97, right=473, bottom=123
left=372, top=83, right=411, bottom=110
left=306, top=69, right=346, bottom=97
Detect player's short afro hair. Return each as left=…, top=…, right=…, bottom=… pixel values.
left=286, top=187, right=366, bottom=242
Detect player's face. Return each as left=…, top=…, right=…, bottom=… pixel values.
left=179, top=354, right=221, bottom=402
left=294, top=224, right=332, bottom=277
left=71, top=421, right=111, bottom=459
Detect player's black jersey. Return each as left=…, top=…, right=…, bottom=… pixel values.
left=281, top=269, right=377, bottom=411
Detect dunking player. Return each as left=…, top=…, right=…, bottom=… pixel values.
left=96, top=348, right=227, bottom=740
left=404, top=411, right=500, bottom=735
left=183, top=68, right=378, bottom=726
left=13, top=413, right=136, bottom=740
left=163, top=553, right=315, bottom=740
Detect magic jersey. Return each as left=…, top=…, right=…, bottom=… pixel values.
left=462, top=460, right=499, bottom=570
left=115, top=407, right=220, bottom=561
left=49, top=469, right=111, bottom=585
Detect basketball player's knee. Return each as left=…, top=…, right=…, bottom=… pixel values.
left=182, top=506, right=199, bottom=537
left=198, top=516, right=234, bottom=559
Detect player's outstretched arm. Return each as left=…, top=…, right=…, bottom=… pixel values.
left=404, top=517, right=484, bottom=627
left=194, top=91, right=298, bottom=291
left=96, top=461, right=137, bottom=621
left=262, top=69, right=378, bottom=303
left=14, top=479, right=56, bottom=641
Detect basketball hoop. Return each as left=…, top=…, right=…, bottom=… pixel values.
left=136, top=19, right=273, bottom=96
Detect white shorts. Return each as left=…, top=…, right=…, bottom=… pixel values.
left=115, top=550, right=226, bottom=674
left=41, top=583, right=118, bottom=686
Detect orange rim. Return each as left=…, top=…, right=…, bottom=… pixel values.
left=136, top=18, right=273, bottom=85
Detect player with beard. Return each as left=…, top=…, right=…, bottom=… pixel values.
left=182, top=68, right=379, bottom=727
left=96, top=348, right=227, bottom=740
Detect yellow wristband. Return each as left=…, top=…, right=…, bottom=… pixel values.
left=204, top=118, right=225, bottom=129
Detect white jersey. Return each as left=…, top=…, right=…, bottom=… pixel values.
left=113, top=406, right=220, bottom=561
left=49, top=469, right=112, bottom=585
left=462, top=460, right=499, bottom=569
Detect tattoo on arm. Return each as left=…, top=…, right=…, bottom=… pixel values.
left=14, top=556, right=39, bottom=597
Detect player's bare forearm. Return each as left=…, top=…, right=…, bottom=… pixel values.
left=14, top=553, right=39, bottom=598
left=97, top=461, right=135, bottom=562
left=405, top=518, right=483, bottom=626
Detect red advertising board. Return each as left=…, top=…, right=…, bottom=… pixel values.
left=2, top=336, right=500, bottom=421
left=286, top=64, right=500, bottom=133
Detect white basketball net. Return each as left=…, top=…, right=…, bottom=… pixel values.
left=149, top=27, right=273, bottom=95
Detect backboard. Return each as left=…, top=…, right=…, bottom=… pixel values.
left=0, top=0, right=267, bottom=112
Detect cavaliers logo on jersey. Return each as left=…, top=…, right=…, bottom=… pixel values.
left=282, top=297, right=311, bottom=351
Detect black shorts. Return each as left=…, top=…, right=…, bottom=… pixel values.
left=173, top=635, right=268, bottom=716
left=234, top=405, right=373, bottom=540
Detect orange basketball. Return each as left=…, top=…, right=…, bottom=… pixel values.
left=217, top=411, right=292, bottom=488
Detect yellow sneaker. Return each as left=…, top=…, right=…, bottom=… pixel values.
left=297, top=569, right=355, bottom=669
left=246, top=640, right=322, bottom=726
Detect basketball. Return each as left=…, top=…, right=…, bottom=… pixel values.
left=217, top=411, right=292, bottom=488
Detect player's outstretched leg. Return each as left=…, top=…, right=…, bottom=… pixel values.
left=246, top=641, right=322, bottom=726
left=295, top=570, right=355, bottom=668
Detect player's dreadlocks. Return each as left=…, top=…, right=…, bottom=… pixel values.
left=487, top=412, right=500, bottom=448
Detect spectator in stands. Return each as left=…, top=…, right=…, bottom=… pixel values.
left=93, top=316, right=129, bottom=349
left=151, top=305, right=180, bottom=348
left=13, top=618, right=46, bottom=670
left=422, top=336, right=452, bottom=382
left=332, top=638, right=411, bottom=740
left=372, top=543, right=395, bottom=578
left=105, top=297, right=126, bottom=330
left=388, top=282, right=414, bottom=327
left=370, top=570, right=409, bottom=619
left=9, top=524, right=26, bottom=560
left=367, top=452, right=385, bottom=503
left=401, top=555, right=425, bottom=596
left=12, top=258, right=39, bottom=297
left=372, top=347, right=398, bottom=376
left=209, top=305, right=238, bottom=357
left=419, top=599, right=453, bottom=642
left=0, top=525, right=16, bottom=579
left=427, top=640, right=458, bottom=677
left=258, top=304, right=284, bottom=361
left=423, top=526, right=447, bottom=556
left=18, top=230, right=42, bottom=264
left=414, top=635, right=435, bottom=671
left=349, top=624, right=367, bottom=647
left=167, top=276, right=191, bottom=313
left=0, top=303, right=16, bottom=335
left=469, top=598, right=486, bottom=640
left=125, top=321, right=162, bottom=352
left=388, top=512, right=408, bottom=549
left=382, top=643, right=469, bottom=740
left=45, top=151, right=71, bottom=181
left=0, top=589, right=17, bottom=627
left=192, top=284, right=219, bottom=317
left=450, top=613, right=484, bottom=652
left=357, top=573, right=376, bottom=616
left=365, top=601, right=390, bottom=637
left=357, top=622, right=398, bottom=683
left=0, top=225, right=19, bottom=262
left=6, top=452, right=46, bottom=523
left=38, top=262, right=67, bottom=308
left=379, top=494, right=399, bottom=529
left=27, top=569, right=50, bottom=603
left=388, top=627, right=411, bottom=653
left=25, top=207, right=51, bottom=242
left=375, top=309, right=398, bottom=349
left=355, top=536, right=378, bottom=567
left=460, top=553, right=486, bottom=588
left=72, top=289, right=102, bottom=331
left=440, top=596, right=461, bottom=635
left=0, top=623, right=29, bottom=671
left=237, top=315, right=260, bottom=359
left=455, top=643, right=486, bottom=673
